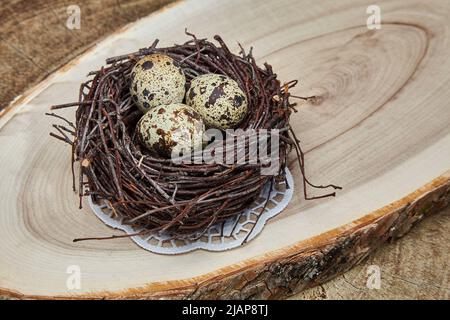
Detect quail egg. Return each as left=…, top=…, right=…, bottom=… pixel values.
left=137, top=103, right=205, bottom=157
left=130, top=54, right=186, bottom=113
left=186, top=74, right=248, bottom=130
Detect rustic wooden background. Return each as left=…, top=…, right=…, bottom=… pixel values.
left=0, top=0, right=174, bottom=112
left=0, top=0, right=448, bottom=299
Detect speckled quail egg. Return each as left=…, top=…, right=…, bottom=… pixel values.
left=186, top=74, right=248, bottom=130
left=130, top=54, right=186, bottom=113
left=137, top=103, right=205, bottom=157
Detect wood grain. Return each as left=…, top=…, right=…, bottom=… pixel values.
left=0, top=0, right=449, bottom=299
left=292, top=207, right=450, bottom=300
left=0, top=0, right=175, bottom=112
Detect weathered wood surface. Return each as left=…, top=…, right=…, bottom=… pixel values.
left=293, top=207, right=449, bottom=300
left=0, top=0, right=449, bottom=299
left=0, top=0, right=175, bottom=112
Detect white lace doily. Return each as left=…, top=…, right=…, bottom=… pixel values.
left=88, top=168, right=293, bottom=254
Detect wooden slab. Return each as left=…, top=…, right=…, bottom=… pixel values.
left=1, top=0, right=450, bottom=299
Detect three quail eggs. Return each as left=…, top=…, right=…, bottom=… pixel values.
left=133, top=54, right=248, bottom=157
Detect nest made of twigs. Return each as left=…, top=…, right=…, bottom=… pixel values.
left=49, top=32, right=340, bottom=242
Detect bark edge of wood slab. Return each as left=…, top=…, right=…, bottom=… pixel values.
left=1, top=0, right=450, bottom=300
left=1, top=174, right=448, bottom=299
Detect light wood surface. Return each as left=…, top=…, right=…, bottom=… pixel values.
left=1, top=0, right=449, bottom=299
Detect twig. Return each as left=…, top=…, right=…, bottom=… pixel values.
left=49, top=33, right=340, bottom=241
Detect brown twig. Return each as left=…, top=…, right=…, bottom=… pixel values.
left=49, top=33, right=340, bottom=241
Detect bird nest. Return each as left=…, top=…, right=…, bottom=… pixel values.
left=49, top=32, right=340, bottom=242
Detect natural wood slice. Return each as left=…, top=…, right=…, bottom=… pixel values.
left=1, top=0, right=450, bottom=299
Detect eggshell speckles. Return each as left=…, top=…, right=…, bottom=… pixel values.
left=186, top=74, right=248, bottom=130
left=131, top=54, right=186, bottom=113
left=137, top=103, right=205, bottom=157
